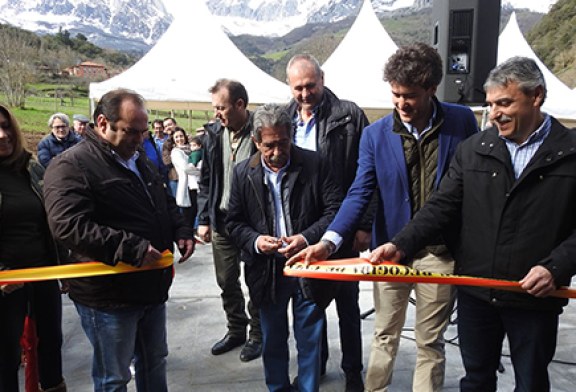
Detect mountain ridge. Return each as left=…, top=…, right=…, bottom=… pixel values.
left=0, top=0, right=557, bottom=51
left=0, top=0, right=171, bottom=53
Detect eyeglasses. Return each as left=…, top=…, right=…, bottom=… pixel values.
left=52, top=125, right=68, bottom=130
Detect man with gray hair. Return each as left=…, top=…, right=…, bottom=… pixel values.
left=285, top=53, right=370, bottom=391
left=349, top=56, right=576, bottom=391
left=227, top=103, right=342, bottom=391
left=288, top=43, right=478, bottom=392
left=37, top=112, right=80, bottom=167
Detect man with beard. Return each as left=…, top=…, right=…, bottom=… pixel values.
left=196, top=79, right=262, bottom=362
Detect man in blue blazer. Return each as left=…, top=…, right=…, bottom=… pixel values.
left=289, top=43, right=478, bottom=392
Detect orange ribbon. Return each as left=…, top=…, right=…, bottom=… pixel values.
left=284, top=258, right=576, bottom=299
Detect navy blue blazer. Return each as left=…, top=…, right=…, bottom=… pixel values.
left=328, top=101, right=479, bottom=247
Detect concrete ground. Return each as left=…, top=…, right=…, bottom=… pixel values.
left=22, top=243, right=576, bottom=391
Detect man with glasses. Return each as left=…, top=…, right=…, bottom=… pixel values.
left=37, top=112, right=81, bottom=167
left=44, top=88, right=195, bottom=392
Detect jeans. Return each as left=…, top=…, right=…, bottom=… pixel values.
left=75, top=302, right=168, bottom=392
left=260, top=275, right=324, bottom=392
left=168, top=180, right=178, bottom=198
left=457, top=290, right=559, bottom=392
left=0, top=281, right=63, bottom=392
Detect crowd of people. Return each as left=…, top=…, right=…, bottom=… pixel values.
left=1, top=43, right=576, bottom=392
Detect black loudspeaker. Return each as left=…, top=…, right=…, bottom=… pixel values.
left=432, top=0, right=501, bottom=104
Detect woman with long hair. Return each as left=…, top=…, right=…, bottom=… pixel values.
left=0, top=104, right=66, bottom=392
left=170, top=127, right=201, bottom=227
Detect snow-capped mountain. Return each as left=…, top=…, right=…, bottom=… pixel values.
left=204, top=0, right=417, bottom=37
left=0, top=0, right=171, bottom=52
left=199, top=0, right=558, bottom=37
left=0, top=0, right=559, bottom=51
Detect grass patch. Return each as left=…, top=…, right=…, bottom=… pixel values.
left=1, top=94, right=211, bottom=137
left=263, top=49, right=290, bottom=61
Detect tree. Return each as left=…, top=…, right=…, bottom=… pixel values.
left=76, top=33, right=88, bottom=42
left=0, top=27, right=40, bottom=108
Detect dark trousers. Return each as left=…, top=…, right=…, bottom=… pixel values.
left=212, top=230, right=261, bottom=341
left=0, top=280, right=63, bottom=391
left=321, top=281, right=362, bottom=375
left=457, top=289, right=559, bottom=392
left=181, top=190, right=198, bottom=229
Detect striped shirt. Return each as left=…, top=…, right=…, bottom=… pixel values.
left=501, top=114, right=551, bottom=179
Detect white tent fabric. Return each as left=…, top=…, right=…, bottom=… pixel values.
left=498, top=13, right=576, bottom=120
left=89, top=1, right=290, bottom=104
left=322, top=0, right=398, bottom=109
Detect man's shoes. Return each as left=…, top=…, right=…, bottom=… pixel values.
left=39, top=380, right=67, bottom=392
left=211, top=333, right=246, bottom=355
left=345, top=372, right=364, bottom=392
left=239, top=339, right=262, bottom=362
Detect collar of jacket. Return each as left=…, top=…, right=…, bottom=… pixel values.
left=51, top=130, right=78, bottom=144
left=475, top=117, right=576, bottom=168
left=205, top=110, right=254, bottom=138
left=392, top=95, right=446, bottom=137
left=83, top=126, right=138, bottom=165
left=288, top=87, right=354, bottom=134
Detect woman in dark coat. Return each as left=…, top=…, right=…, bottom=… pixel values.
left=0, top=104, right=66, bottom=392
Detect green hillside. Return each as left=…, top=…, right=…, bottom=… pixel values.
left=526, top=0, right=576, bottom=87
left=0, top=23, right=137, bottom=108
left=232, top=7, right=564, bottom=85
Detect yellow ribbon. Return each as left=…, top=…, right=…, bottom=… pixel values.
left=0, top=251, right=174, bottom=285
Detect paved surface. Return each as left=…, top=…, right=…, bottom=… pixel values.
left=22, top=243, right=576, bottom=391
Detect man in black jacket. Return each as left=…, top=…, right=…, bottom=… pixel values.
left=44, top=89, right=195, bottom=392
left=227, top=104, right=342, bottom=392
left=371, top=57, right=576, bottom=391
left=196, top=79, right=262, bottom=362
left=285, top=53, right=370, bottom=391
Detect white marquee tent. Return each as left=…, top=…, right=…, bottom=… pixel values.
left=89, top=1, right=290, bottom=107
left=90, top=3, right=576, bottom=120
left=322, top=0, right=398, bottom=109
left=498, top=13, right=576, bottom=120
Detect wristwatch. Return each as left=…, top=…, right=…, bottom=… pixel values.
left=320, top=239, right=336, bottom=256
